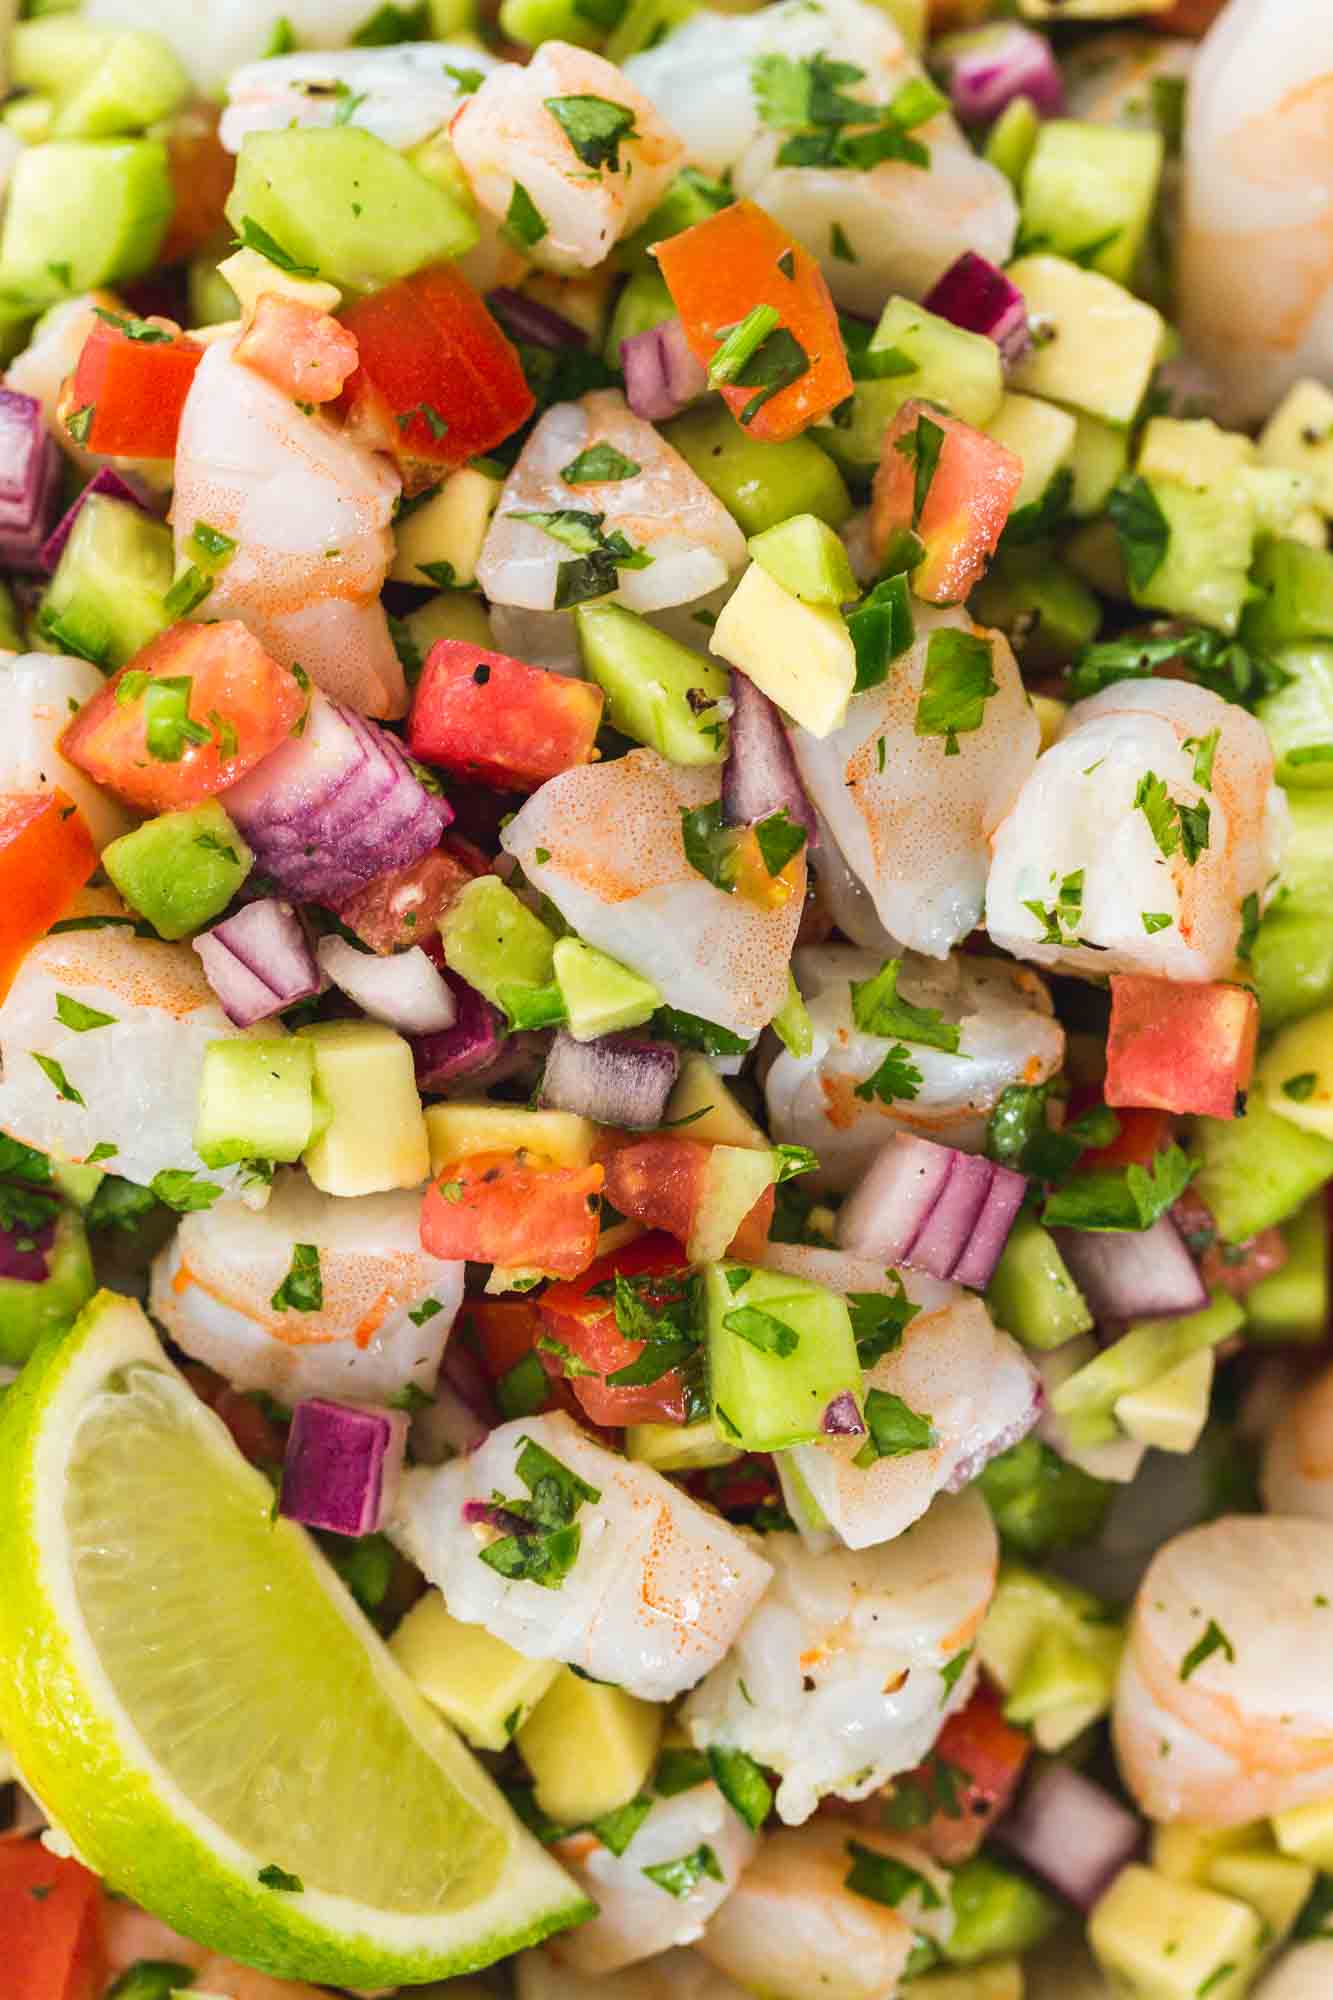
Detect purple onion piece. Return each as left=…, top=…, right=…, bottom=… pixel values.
left=0, top=1212, right=56, bottom=1285
left=996, top=1763, right=1141, bottom=1912
left=951, top=1161, right=1027, bottom=1291
left=39, top=466, right=159, bottom=575
left=621, top=318, right=708, bottom=424
left=462, top=1497, right=531, bottom=1537
left=1050, top=1213, right=1207, bottom=1325
left=194, top=898, right=322, bottom=1028
left=935, top=23, right=1065, bottom=126
left=411, top=970, right=503, bottom=1090
left=0, top=387, right=63, bottom=571
left=279, top=1398, right=408, bottom=1538
left=486, top=286, right=588, bottom=350
left=539, top=1029, right=680, bottom=1130
left=908, top=1152, right=995, bottom=1282
left=822, top=1390, right=866, bottom=1438
left=923, top=252, right=1030, bottom=368
left=837, top=1133, right=958, bottom=1264
left=316, top=934, right=456, bottom=1036
left=722, top=670, right=820, bottom=845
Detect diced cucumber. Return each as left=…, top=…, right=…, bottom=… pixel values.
left=396, top=592, right=493, bottom=678
left=984, top=94, right=1040, bottom=190
left=1243, top=537, right=1333, bottom=652
left=103, top=802, right=253, bottom=942
left=1279, top=791, right=1333, bottom=904
left=517, top=1670, right=662, bottom=1825
left=1051, top=1291, right=1244, bottom=1450
left=815, top=295, right=1004, bottom=479
left=869, top=0, right=926, bottom=51
left=976, top=1437, right=1112, bottom=1558
left=0, top=1207, right=95, bottom=1368
left=40, top=494, right=174, bottom=672
left=1259, top=378, right=1333, bottom=517
left=552, top=934, right=660, bottom=1040
left=50, top=31, right=190, bottom=139
left=970, top=549, right=1100, bottom=673
left=663, top=405, right=852, bottom=536
left=297, top=1020, right=429, bottom=1197
left=663, top=1052, right=769, bottom=1151
left=625, top=1416, right=741, bottom=1471
left=748, top=513, right=859, bottom=605
left=11, top=18, right=115, bottom=94
left=1260, top=1001, right=1333, bottom=1139
left=576, top=599, right=729, bottom=766
left=602, top=266, right=675, bottom=369
left=439, top=876, right=558, bottom=1010
left=770, top=971, right=813, bottom=1059
left=0, top=138, right=171, bottom=301
left=1089, top=1866, right=1262, bottom=2000
left=1019, top=120, right=1164, bottom=287
left=943, top=1858, right=1059, bottom=1967
left=1008, top=255, right=1165, bottom=428
left=603, top=0, right=698, bottom=62
left=1069, top=410, right=1130, bottom=517
left=1191, top=1091, right=1333, bottom=1243
left=390, top=1591, right=559, bottom=1753
left=985, top=393, right=1076, bottom=515
left=1245, top=1197, right=1329, bottom=1345
left=1129, top=420, right=1259, bottom=633
left=390, top=466, right=501, bottom=590
left=704, top=1258, right=861, bottom=1452
left=498, top=0, right=603, bottom=50
left=1250, top=906, right=1333, bottom=1030
left=1257, top=644, right=1333, bottom=787
left=985, top=1211, right=1094, bottom=1350
left=226, top=127, right=478, bottom=296
left=194, top=1038, right=319, bottom=1170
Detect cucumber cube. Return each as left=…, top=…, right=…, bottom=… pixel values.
left=390, top=465, right=501, bottom=589
left=193, top=1038, right=318, bottom=1170
left=663, top=1053, right=769, bottom=1151
left=969, top=550, right=1100, bottom=673
left=517, top=1670, right=662, bottom=1825
left=705, top=1259, right=861, bottom=1452
left=663, top=406, right=852, bottom=537
left=226, top=127, right=478, bottom=296
left=1243, top=537, right=1333, bottom=651
left=12, top=19, right=116, bottom=94
left=1260, top=1002, right=1333, bottom=1138
left=298, top=1019, right=429, bottom=1197
left=0, top=1208, right=95, bottom=1368
left=390, top=1590, right=559, bottom=1753
left=1069, top=409, right=1129, bottom=516
left=397, top=591, right=494, bottom=673
left=984, top=95, right=1040, bottom=189
left=975, top=1436, right=1112, bottom=1558
left=1251, top=905, right=1333, bottom=1030
left=943, top=1857, right=1058, bottom=1966
left=40, top=494, right=174, bottom=672
left=1089, top=1865, right=1262, bottom=2000
left=552, top=935, right=660, bottom=1040
left=1007, top=255, right=1165, bottom=428
left=103, top=802, right=253, bottom=942
left=1245, top=1197, right=1329, bottom=1345
left=603, top=0, right=698, bottom=62
left=985, top=1211, right=1094, bottom=1350
left=1050, top=1291, right=1243, bottom=1450
left=0, top=139, right=171, bottom=301
left=439, top=876, right=558, bottom=1011
left=499, top=0, right=602, bottom=50
left=1192, top=1091, right=1333, bottom=1242
left=985, top=393, right=1076, bottom=514
left=816, top=296, right=1004, bottom=478
left=1020, top=121, right=1164, bottom=287
left=747, top=513, right=859, bottom=605
left=575, top=600, right=729, bottom=766
left=51, top=31, right=190, bottom=139
left=1258, top=644, right=1333, bottom=787
left=602, top=266, right=675, bottom=363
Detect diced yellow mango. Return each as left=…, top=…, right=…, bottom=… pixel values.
left=390, top=1592, right=559, bottom=1753
left=517, top=1669, right=662, bottom=1826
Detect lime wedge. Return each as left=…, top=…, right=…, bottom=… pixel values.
left=0, top=1291, right=590, bottom=1985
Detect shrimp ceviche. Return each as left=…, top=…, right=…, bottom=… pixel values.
left=0, top=0, right=1332, bottom=1996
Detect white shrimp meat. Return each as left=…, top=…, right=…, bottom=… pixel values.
left=1261, top=1363, right=1333, bottom=1522
left=1254, top=1943, right=1333, bottom=2000
left=0, top=652, right=133, bottom=850
left=519, top=1947, right=749, bottom=2000
left=222, top=44, right=500, bottom=156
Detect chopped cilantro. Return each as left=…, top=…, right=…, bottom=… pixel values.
left=849, top=958, right=962, bottom=1053
left=848, top=1279, right=919, bottom=1368
left=847, top=572, right=913, bottom=693
left=544, top=94, right=638, bottom=172
left=893, top=412, right=945, bottom=528
left=504, top=182, right=548, bottom=250
left=270, top=1242, right=323, bottom=1312
left=55, top=993, right=115, bottom=1033
left=1179, top=1618, right=1234, bottom=1682
left=32, top=1052, right=83, bottom=1105
left=150, top=1170, right=223, bottom=1213
left=845, top=1840, right=942, bottom=1909
left=234, top=216, right=318, bottom=277
left=642, top=1844, right=724, bottom=1898
left=915, top=629, right=998, bottom=755
left=854, top=1043, right=923, bottom=1105
left=561, top=443, right=640, bottom=485
left=853, top=1387, right=936, bottom=1466
left=1107, top=475, right=1170, bottom=590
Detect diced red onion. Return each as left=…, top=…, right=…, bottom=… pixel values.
left=486, top=286, right=587, bottom=350
left=1051, top=1213, right=1207, bottom=1325
left=924, top=253, right=1030, bottom=368
left=934, top=24, right=1065, bottom=126
left=194, top=898, right=322, bottom=1028
left=39, top=466, right=158, bottom=575
left=462, top=1497, right=530, bottom=1536
left=411, top=971, right=503, bottom=1090
left=539, top=1029, right=680, bottom=1130
left=722, top=670, right=820, bottom=845
left=279, top=1397, right=408, bottom=1538
left=910, top=1151, right=995, bottom=1282
left=952, top=1162, right=1027, bottom=1291
left=0, top=386, right=62, bottom=571
left=410, top=1378, right=489, bottom=1466
left=223, top=694, right=452, bottom=903
left=997, top=1762, right=1141, bottom=1912
left=822, top=1390, right=866, bottom=1437
left=621, top=317, right=708, bottom=424
left=0, top=1212, right=55, bottom=1284
left=837, top=1133, right=1025, bottom=1287
left=316, top=934, right=456, bottom=1036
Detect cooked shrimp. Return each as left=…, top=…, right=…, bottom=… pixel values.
left=502, top=748, right=803, bottom=1040
left=0, top=652, right=133, bottom=850
left=451, top=43, right=685, bottom=274
left=764, top=946, right=1063, bottom=1191
left=1254, top=1943, right=1333, bottom=2000
left=1112, top=1516, right=1333, bottom=1825
left=477, top=391, right=747, bottom=614
left=172, top=334, right=407, bottom=718
left=1176, top=0, right=1333, bottom=426
left=682, top=1490, right=997, bottom=1824
left=518, top=1945, right=750, bottom=2000
left=82, top=0, right=390, bottom=98
left=1261, top=1363, right=1333, bottom=1521
left=391, top=1411, right=773, bottom=1702
left=987, top=679, right=1287, bottom=982
left=149, top=1171, right=464, bottom=1406
left=778, top=1292, right=1040, bottom=1551
left=222, top=44, right=500, bottom=155
left=546, top=1781, right=759, bottom=1975
left=696, top=1819, right=951, bottom=2000
left=790, top=611, right=1039, bottom=960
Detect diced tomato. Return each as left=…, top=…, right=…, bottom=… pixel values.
left=1079, top=1105, right=1175, bottom=1173
left=61, top=619, right=308, bottom=813
left=234, top=294, right=359, bottom=405
left=539, top=1232, right=693, bottom=1427
left=334, top=843, right=478, bottom=954
left=67, top=314, right=204, bottom=460
left=339, top=264, right=534, bottom=477
left=1105, top=974, right=1259, bottom=1121
left=686, top=1452, right=783, bottom=1519
left=159, top=101, right=237, bottom=267
left=421, top=1151, right=604, bottom=1280
left=408, top=640, right=605, bottom=793
left=0, top=791, right=96, bottom=1000
left=889, top=1677, right=1031, bottom=1866
left=0, top=1838, right=106, bottom=2000
left=464, top=1296, right=546, bottom=1385
left=603, top=1137, right=774, bottom=1261
left=655, top=200, right=852, bottom=443
left=183, top=1364, right=287, bottom=1467
left=871, top=399, right=1022, bottom=604
left=1170, top=1187, right=1288, bottom=1298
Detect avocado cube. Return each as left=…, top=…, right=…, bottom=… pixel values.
left=1089, top=1865, right=1263, bottom=2000
left=970, top=550, right=1101, bottom=674
left=1251, top=905, right=1333, bottom=1032
left=1260, top=378, right=1333, bottom=517
left=12, top=18, right=117, bottom=95
left=985, top=393, right=1077, bottom=515
left=0, top=138, right=170, bottom=300
left=663, top=1052, right=769, bottom=1152
left=499, top=0, right=603, bottom=49
left=552, top=935, right=661, bottom=1041
left=710, top=562, right=855, bottom=739
left=705, top=1259, right=861, bottom=1452
left=193, top=1038, right=318, bottom=1170
left=663, top=406, right=852, bottom=537
left=40, top=494, right=174, bottom=672
left=1245, top=1197, right=1329, bottom=1345
left=1272, top=1796, right=1333, bottom=1872
left=603, top=0, right=698, bottom=63
left=944, top=1857, right=1059, bottom=1967
left=517, top=1668, right=662, bottom=1826
left=1069, top=410, right=1130, bottom=516
left=1050, top=1291, right=1244, bottom=1450
left=298, top=1020, right=429, bottom=1197
left=1152, top=1820, right=1273, bottom=1886
left=748, top=513, right=859, bottom=606
left=1115, top=1346, right=1214, bottom=1454
left=390, top=1591, right=560, bottom=1753
left=625, top=1416, right=742, bottom=1472
left=575, top=601, right=729, bottom=767
left=978, top=1561, right=1122, bottom=1746
left=103, top=801, right=253, bottom=942
left=424, top=1102, right=597, bottom=1173
left=985, top=1213, right=1094, bottom=1350
left=1008, top=255, right=1166, bottom=428
left=1208, top=1850, right=1315, bottom=1948
left=1020, top=121, right=1165, bottom=287
left=0, top=1208, right=95, bottom=1369
left=1192, top=1091, right=1333, bottom=1243
left=1260, top=1003, right=1333, bottom=1139
left=390, top=466, right=501, bottom=589
left=439, top=876, right=558, bottom=1011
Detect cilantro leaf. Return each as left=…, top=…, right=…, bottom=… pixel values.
left=915, top=629, right=998, bottom=755
left=847, top=572, right=913, bottom=693
left=150, top=1169, right=223, bottom=1213
left=504, top=181, right=548, bottom=249
left=544, top=94, right=638, bottom=172
left=845, top=1840, right=943, bottom=1910
left=1107, top=475, right=1170, bottom=590
left=561, top=442, right=641, bottom=485
left=234, top=216, right=318, bottom=278
left=853, top=1387, right=936, bottom=1466
left=893, top=412, right=944, bottom=529
left=853, top=1043, right=923, bottom=1105
left=849, top=959, right=962, bottom=1053
left=1179, top=1617, right=1234, bottom=1682
left=1041, top=1142, right=1196, bottom=1233
left=642, top=1844, right=724, bottom=1898
left=55, top=993, right=115, bottom=1033
left=270, top=1242, right=323, bottom=1312
left=848, top=1279, right=919, bottom=1367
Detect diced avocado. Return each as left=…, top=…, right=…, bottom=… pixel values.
left=984, top=94, right=1040, bottom=190
left=1245, top=1197, right=1329, bottom=1345
left=613, top=169, right=733, bottom=273
left=226, top=127, right=478, bottom=296
left=439, top=875, right=558, bottom=1012
left=1259, top=378, right=1333, bottom=517
left=976, top=1436, right=1113, bottom=1557
left=397, top=591, right=493, bottom=675
left=1089, top=1866, right=1263, bottom=2000
left=1259, top=1002, right=1333, bottom=1138
left=390, top=1591, right=559, bottom=1753
left=40, top=494, right=174, bottom=672
left=1019, top=120, right=1164, bottom=287
left=979, top=1561, right=1122, bottom=1749
left=0, top=138, right=171, bottom=301
left=1069, top=410, right=1130, bottom=517
left=710, top=562, right=854, bottom=739
left=910, top=1963, right=1022, bottom=2000
left=663, top=1052, right=769, bottom=1151
left=985, top=1211, right=1094, bottom=1350
left=1244, top=538, right=1333, bottom=652
left=970, top=549, right=1100, bottom=673
left=50, top=31, right=189, bottom=139
left=297, top=1020, right=429, bottom=1197
left=1051, top=1291, right=1243, bottom=1450
left=688, top=1147, right=778, bottom=1263
left=986, top=393, right=1076, bottom=515
left=103, top=802, right=253, bottom=943
left=663, top=405, right=852, bottom=537
left=1004, top=1622, right=1116, bottom=1738
left=748, top=513, right=859, bottom=606
left=603, top=0, right=698, bottom=63
left=552, top=934, right=661, bottom=1041
left=425, top=1102, right=597, bottom=1173
left=1272, top=1797, right=1333, bottom=1872
left=193, top=1038, right=318, bottom=1170
left=0, top=1207, right=95, bottom=1368
left=1152, top=1820, right=1273, bottom=1887
left=517, top=1669, right=662, bottom=1826
left=1208, top=1850, right=1315, bottom=1949
left=216, top=245, right=343, bottom=321
left=390, top=467, right=501, bottom=589
left=1125, top=419, right=1259, bottom=634
left=188, top=254, right=240, bottom=328
left=1191, top=1092, right=1333, bottom=1243
left=1008, top=255, right=1166, bottom=428
left=1257, top=644, right=1333, bottom=787
left=602, top=267, right=674, bottom=369
left=625, top=1416, right=742, bottom=1471
left=705, top=1258, right=861, bottom=1453
left=815, top=295, right=1004, bottom=479
left=499, top=0, right=603, bottom=50
left=575, top=600, right=729, bottom=766
left=1115, top=1345, right=1214, bottom=1454
left=943, top=1857, right=1059, bottom=1967
left=1250, top=905, right=1333, bottom=1031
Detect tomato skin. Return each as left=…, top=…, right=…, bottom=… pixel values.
left=339, top=264, right=534, bottom=475
left=68, top=317, right=203, bottom=459
left=656, top=200, right=852, bottom=442
left=892, top=1676, right=1031, bottom=1866
left=234, top=295, right=359, bottom=405
left=1105, top=974, right=1259, bottom=1121
left=603, top=1138, right=774, bottom=1260
left=421, top=1151, right=604, bottom=1280
left=539, top=1232, right=693, bottom=1426
left=60, top=620, right=308, bottom=812
left=0, top=791, right=97, bottom=999
left=408, top=641, right=604, bottom=792
left=0, top=1838, right=106, bottom=2000
left=871, top=399, right=1022, bottom=604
